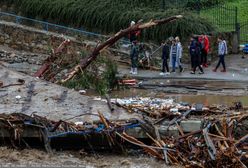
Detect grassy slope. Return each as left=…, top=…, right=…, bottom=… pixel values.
left=1, top=0, right=214, bottom=43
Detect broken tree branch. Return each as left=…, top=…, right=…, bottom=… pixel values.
left=59, top=15, right=183, bottom=83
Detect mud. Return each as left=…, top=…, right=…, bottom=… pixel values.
left=0, top=147, right=178, bottom=168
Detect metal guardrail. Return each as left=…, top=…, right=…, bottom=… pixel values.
left=0, top=11, right=107, bottom=38
left=0, top=11, right=131, bottom=45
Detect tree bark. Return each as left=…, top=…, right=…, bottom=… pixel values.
left=59, top=15, right=183, bottom=83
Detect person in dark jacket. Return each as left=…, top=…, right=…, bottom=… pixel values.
left=160, top=40, right=170, bottom=75
left=130, top=40, right=139, bottom=74
left=189, top=36, right=196, bottom=70
left=190, top=36, right=204, bottom=74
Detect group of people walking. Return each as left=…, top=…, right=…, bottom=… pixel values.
left=129, top=21, right=228, bottom=76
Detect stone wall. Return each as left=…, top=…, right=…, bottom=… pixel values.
left=0, top=21, right=92, bottom=56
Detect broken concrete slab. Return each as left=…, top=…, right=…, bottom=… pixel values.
left=159, top=125, right=179, bottom=137
left=126, top=127, right=148, bottom=139
left=0, top=65, right=139, bottom=122
left=180, top=120, right=203, bottom=133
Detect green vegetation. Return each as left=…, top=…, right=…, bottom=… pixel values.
left=62, top=54, right=118, bottom=96
left=3, top=0, right=215, bottom=42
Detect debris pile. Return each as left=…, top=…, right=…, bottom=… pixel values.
left=0, top=96, right=247, bottom=167
left=113, top=97, right=190, bottom=117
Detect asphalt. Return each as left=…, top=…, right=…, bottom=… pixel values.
left=118, top=54, right=248, bottom=82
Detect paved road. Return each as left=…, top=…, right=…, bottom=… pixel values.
left=118, top=54, right=248, bottom=81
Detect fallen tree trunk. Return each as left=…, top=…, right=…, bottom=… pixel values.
left=59, top=15, right=183, bottom=83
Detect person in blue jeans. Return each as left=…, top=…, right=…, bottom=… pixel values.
left=130, top=40, right=139, bottom=74
left=213, top=36, right=228, bottom=72
left=170, top=39, right=183, bottom=73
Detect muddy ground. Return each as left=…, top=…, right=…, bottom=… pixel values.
left=0, top=147, right=178, bottom=168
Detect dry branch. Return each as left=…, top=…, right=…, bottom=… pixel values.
left=59, top=15, right=183, bottom=83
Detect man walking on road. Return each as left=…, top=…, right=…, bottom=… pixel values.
left=213, top=36, right=228, bottom=72
left=160, top=40, right=170, bottom=75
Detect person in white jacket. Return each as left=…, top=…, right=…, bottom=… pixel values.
left=170, top=37, right=184, bottom=72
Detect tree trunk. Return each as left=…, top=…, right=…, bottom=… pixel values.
left=59, top=15, right=183, bottom=83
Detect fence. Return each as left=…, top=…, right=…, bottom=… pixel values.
left=240, top=22, right=248, bottom=45
left=0, top=11, right=130, bottom=45
left=200, top=5, right=238, bottom=32
left=161, top=0, right=222, bottom=11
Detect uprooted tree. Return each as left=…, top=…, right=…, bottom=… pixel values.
left=58, top=15, right=183, bottom=83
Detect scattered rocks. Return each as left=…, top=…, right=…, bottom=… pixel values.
left=0, top=49, right=47, bottom=65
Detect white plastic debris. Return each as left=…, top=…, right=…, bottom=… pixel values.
left=79, top=90, right=86, bottom=95
left=93, top=97, right=102, bottom=101
left=170, top=108, right=178, bottom=113
left=15, top=95, right=22, bottom=99
left=191, top=107, right=196, bottom=111
left=75, top=122, right=84, bottom=125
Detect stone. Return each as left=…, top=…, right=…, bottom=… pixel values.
left=125, top=126, right=148, bottom=139
left=159, top=125, right=179, bottom=137
left=5, top=39, right=11, bottom=44
left=180, top=120, right=203, bottom=133
left=0, top=37, right=5, bottom=44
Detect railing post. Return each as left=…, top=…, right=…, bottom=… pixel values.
left=16, top=16, right=21, bottom=24
left=234, top=7, right=240, bottom=45
left=43, top=23, right=48, bottom=32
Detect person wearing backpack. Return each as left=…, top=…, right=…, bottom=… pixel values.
left=213, top=36, right=228, bottom=72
